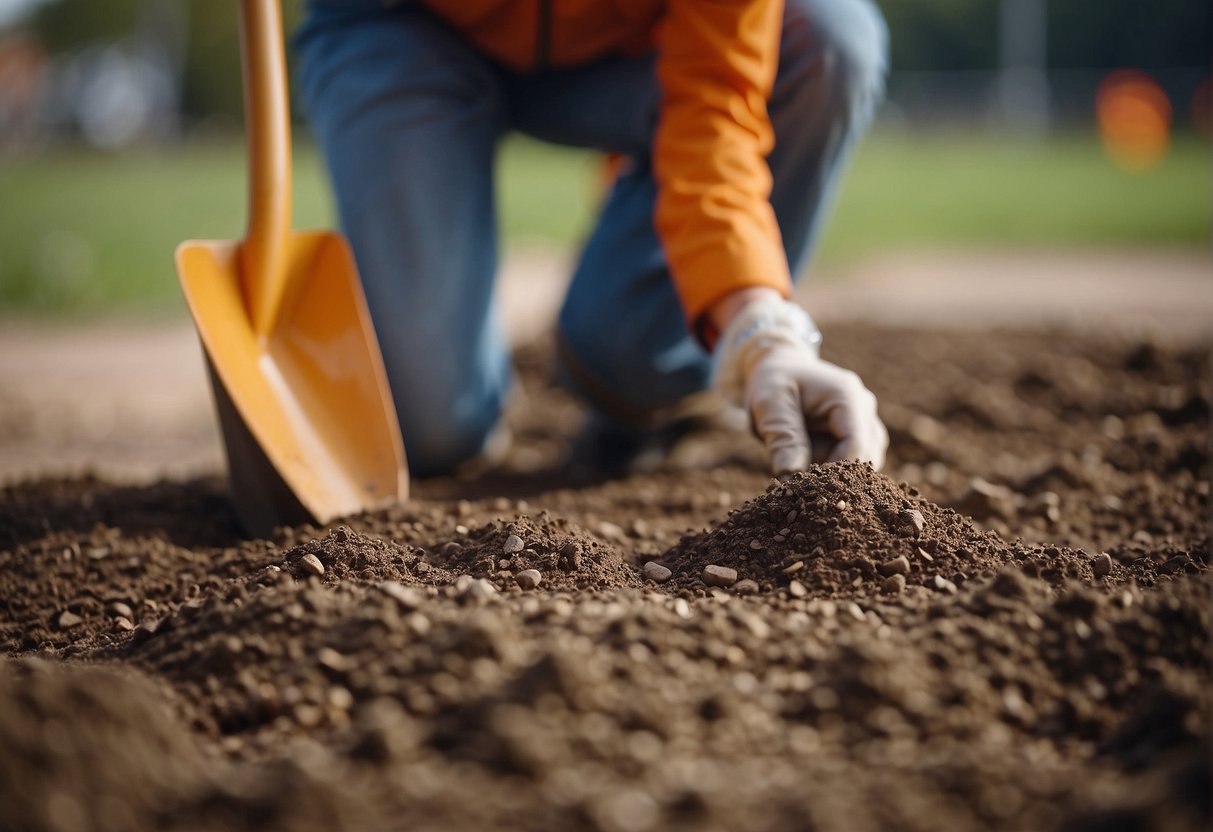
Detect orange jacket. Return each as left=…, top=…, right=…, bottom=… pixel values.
left=420, top=0, right=792, bottom=335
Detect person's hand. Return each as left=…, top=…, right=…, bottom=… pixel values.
left=710, top=291, right=887, bottom=476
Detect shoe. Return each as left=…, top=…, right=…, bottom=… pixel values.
left=564, top=411, right=705, bottom=479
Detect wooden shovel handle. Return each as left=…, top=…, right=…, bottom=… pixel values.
left=238, top=0, right=291, bottom=338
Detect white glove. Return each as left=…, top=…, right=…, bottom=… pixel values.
left=712, top=297, right=888, bottom=475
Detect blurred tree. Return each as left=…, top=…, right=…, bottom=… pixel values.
left=881, top=0, right=1000, bottom=70
left=878, top=0, right=1209, bottom=71
left=29, top=0, right=140, bottom=52
left=1046, top=0, right=1210, bottom=69
left=23, top=0, right=1212, bottom=124
left=31, top=0, right=301, bottom=123
left=179, top=0, right=302, bottom=122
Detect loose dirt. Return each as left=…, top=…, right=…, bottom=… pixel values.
left=1, top=323, right=1208, bottom=832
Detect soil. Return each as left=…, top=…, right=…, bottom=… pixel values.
left=0, top=323, right=1208, bottom=832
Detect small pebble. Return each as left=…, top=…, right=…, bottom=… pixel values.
left=673, top=598, right=691, bottom=618
left=788, top=580, right=807, bottom=598
left=516, top=569, right=543, bottom=590
left=836, top=500, right=847, bottom=510
left=881, top=574, right=907, bottom=594
left=738, top=611, right=769, bottom=638
left=844, top=602, right=866, bottom=622
left=734, top=579, right=759, bottom=595
left=379, top=581, right=425, bottom=609
left=916, top=547, right=934, bottom=563
left=300, top=553, right=325, bottom=576
left=113, top=616, right=134, bottom=631
left=782, top=561, right=805, bottom=574
left=328, top=686, right=355, bottom=711
left=317, top=647, right=353, bottom=672
left=1091, top=552, right=1113, bottom=578
left=878, top=555, right=911, bottom=577
left=502, top=534, right=525, bottom=555
left=440, top=541, right=463, bottom=556
left=643, top=562, right=673, bottom=583
left=702, top=565, right=738, bottom=588
left=933, top=574, right=958, bottom=594
left=108, top=601, right=134, bottom=619
left=465, top=578, right=498, bottom=603
left=558, top=540, right=582, bottom=570
left=58, top=610, right=83, bottom=629
left=294, top=704, right=324, bottom=728
left=597, top=521, right=626, bottom=542
left=901, top=509, right=925, bottom=537
left=749, top=539, right=764, bottom=550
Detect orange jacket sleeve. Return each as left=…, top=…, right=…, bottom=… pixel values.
left=653, top=0, right=791, bottom=337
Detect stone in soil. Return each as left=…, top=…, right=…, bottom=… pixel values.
left=515, top=569, right=542, bottom=590
left=643, top=562, right=672, bottom=583
left=703, top=565, right=738, bottom=587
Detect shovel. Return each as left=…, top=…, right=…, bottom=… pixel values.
left=176, top=0, right=407, bottom=537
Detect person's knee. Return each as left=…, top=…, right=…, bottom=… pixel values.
left=399, top=398, right=503, bottom=478
left=783, top=0, right=889, bottom=124
left=557, top=303, right=710, bottom=426
left=382, top=334, right=510, bottom=477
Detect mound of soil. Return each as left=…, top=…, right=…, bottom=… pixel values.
left=277, top=514, right=643, bottom=593
left=1, top=324, right=1208, bottom=832
left=660, top=462, right=1172, bottom=600
left=422, top=513, right=645, bottom=591
left=663, top=461, right=1015, bottom=595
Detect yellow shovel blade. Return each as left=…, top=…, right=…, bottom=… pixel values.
left=177, top=230, right=407, bottom=535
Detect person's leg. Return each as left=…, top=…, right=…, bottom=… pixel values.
left=294, top=3, right=510, bottom=476
left=511, top=0, right=888, bottom=422
left=771, top=0, right=889, bottom=273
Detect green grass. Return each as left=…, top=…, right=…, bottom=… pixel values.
left=821, top=131, right=1211, bottom=263
left=0, top=131, right=1207, bottom=315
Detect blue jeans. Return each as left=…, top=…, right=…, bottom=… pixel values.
left=294, top=0, right=887, bottom=476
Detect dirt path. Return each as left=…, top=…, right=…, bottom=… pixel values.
left=0, top=247, right=1208, bottom=485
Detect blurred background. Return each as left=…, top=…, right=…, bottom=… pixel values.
left=0, top=0, right=1208, bottom=314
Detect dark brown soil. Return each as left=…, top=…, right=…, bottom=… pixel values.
left=1, top=324, right=1208, bottom=832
